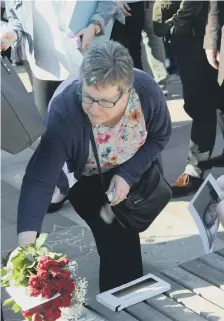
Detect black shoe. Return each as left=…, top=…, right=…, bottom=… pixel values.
left=172, top=173, right=204, bottom=198
left=47, top=197, right=67, bottom=213
left=199, top=152, right=224, bottom=170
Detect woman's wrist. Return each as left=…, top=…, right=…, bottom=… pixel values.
left=90, top=20, right=102, bottom=36
left=18, top=231, right=37, bottom=246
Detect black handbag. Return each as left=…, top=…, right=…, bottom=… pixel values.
left=1, top=56, right=45, bottom=154
left=89, top=124, right=172, bottom=232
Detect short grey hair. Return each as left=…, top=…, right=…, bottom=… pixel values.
left=80, top=41, right=134, bottom=90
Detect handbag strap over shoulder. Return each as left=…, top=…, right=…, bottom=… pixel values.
left=85, top=114, right=106, bottom=193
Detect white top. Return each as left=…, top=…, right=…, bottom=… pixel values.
left=30, top=0, right=83, bottom=81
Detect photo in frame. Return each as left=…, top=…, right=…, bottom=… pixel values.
left=188, top=173, right=223, bottom=254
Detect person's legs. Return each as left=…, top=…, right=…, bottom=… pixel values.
left=199, top=86, right=224, bottom=169
left=110, top=17, right=129, bottom=49
left=171, top=34, right=222, bottom=197
left=68, top=173, right=143, bottom=292
left=32, top=75, right=62, bottom=117
left=126, top=1, right=144, bottom=70
left=111, top=2, right=144, bottom=70
left=141, top=1, right=168, bottom=92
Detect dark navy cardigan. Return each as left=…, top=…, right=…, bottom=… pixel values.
left=17, top=69, right=172, bottom=234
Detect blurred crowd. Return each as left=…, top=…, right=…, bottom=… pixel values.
left=0, top=0, right=224, bottom=208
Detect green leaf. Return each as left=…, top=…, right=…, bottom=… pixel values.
left=11, top=252, right=25, bottom=268
left=24, top=253, right=35, bottom=262
left=26, top=246, right=36, bottom=256
left=37, top=246, right=49, bottom=256
left=1, top=272, right=13, bottom=286
left=23, top=258, right=36, bottom=269
left=0, top=267, right=7, bottom=277
left=35, top=233, right=48, bottom=250
left=3, top=298, right=14, bottom=306
left=12, top=303, right=20, bottom=313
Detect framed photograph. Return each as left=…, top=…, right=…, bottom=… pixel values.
left=188, top=173, right=223, bottom=254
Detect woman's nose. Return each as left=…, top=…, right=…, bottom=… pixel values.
left=89, top=101, right=100, bottom=114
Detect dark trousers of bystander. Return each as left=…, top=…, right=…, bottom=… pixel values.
left=32, top=75, right=62, bottom=117
left=68, top=170, right=143, bottom=292
left=111, top=1, right=144, bottom=70
left=172, top=33, right=224, bottom=175
left=23, top=61, right=62, bottom=118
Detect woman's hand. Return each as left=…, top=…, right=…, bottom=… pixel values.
left=205, top=49, right=219, bottom=70
left=75, top=24, right=96, bottom=50
left=117, top=1, right=132, bottom=17
left=107, top=175, right=130, bottom=206
left=0, top=30, right=17, bottom=51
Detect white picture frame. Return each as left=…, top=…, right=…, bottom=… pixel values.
left=96, top=273, right=171, bottom=311
left=188, top=173, right=223, bottom=254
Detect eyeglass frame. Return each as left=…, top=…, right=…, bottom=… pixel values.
left=77, top=90, right=124, bottom=108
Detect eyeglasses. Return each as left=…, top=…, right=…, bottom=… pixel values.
left=78, top=91, right=124, bottom=108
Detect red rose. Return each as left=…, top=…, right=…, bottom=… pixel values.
left=53, top=307, right=62, bottom=320
left=32, top=313, right=43, bottom=321
left=50, top=266, right=71, bottom=279
left=37, top=269, right=49, bottom=279
left=29, top=287, right=41, bottom=297
left=22, top=309, right=33, bottom=317
left=60, top=293, right=72, bottom=308
left=57, top=257, right=69, bottom=266
left=53, top=279, right=65, bottom=293
left=63, top=279, right=75, bottom=293
left=51, top=297, right=61, bottom=310
left=44, top=308, right=55, bottom=321
left=29, top=275, right=42, bottom=289
left=38, top=256, right=58, bottom=270
left=42, top=283, right=56, bottom=299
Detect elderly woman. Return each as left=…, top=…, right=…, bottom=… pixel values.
left=18, top=41, right=172, bottom=292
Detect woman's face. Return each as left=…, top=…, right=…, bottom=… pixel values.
left=81, top=83, right=129, bottom=125
left=203, top=202, right=218, bottom=228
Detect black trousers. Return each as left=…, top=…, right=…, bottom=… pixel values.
left=68, top=171, right=143, bottom=292
left=172, top=34, right=224, bottom=175
left=32, top=75, right=62, bottom=117
left=111, top=1, right=144, bottom=70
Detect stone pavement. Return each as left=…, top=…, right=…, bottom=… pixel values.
left=1, top=67, right=224, bottom=320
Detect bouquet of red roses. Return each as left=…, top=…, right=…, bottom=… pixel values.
left=0, top=234, right=87, bottom=321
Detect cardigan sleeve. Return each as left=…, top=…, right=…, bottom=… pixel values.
left=17, top=96, right=70, bottom=235
left=115, top=87, right=172, bottom=187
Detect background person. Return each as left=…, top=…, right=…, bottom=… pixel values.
left=201, top=0, right=224, bottom=169
left=141, top=1, right=169, bottom=95
left=1, top=0, right=119, bottom=117
left=111, top=0, right=144, bottom=70
left=153, top=0, right=224, bottom=197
